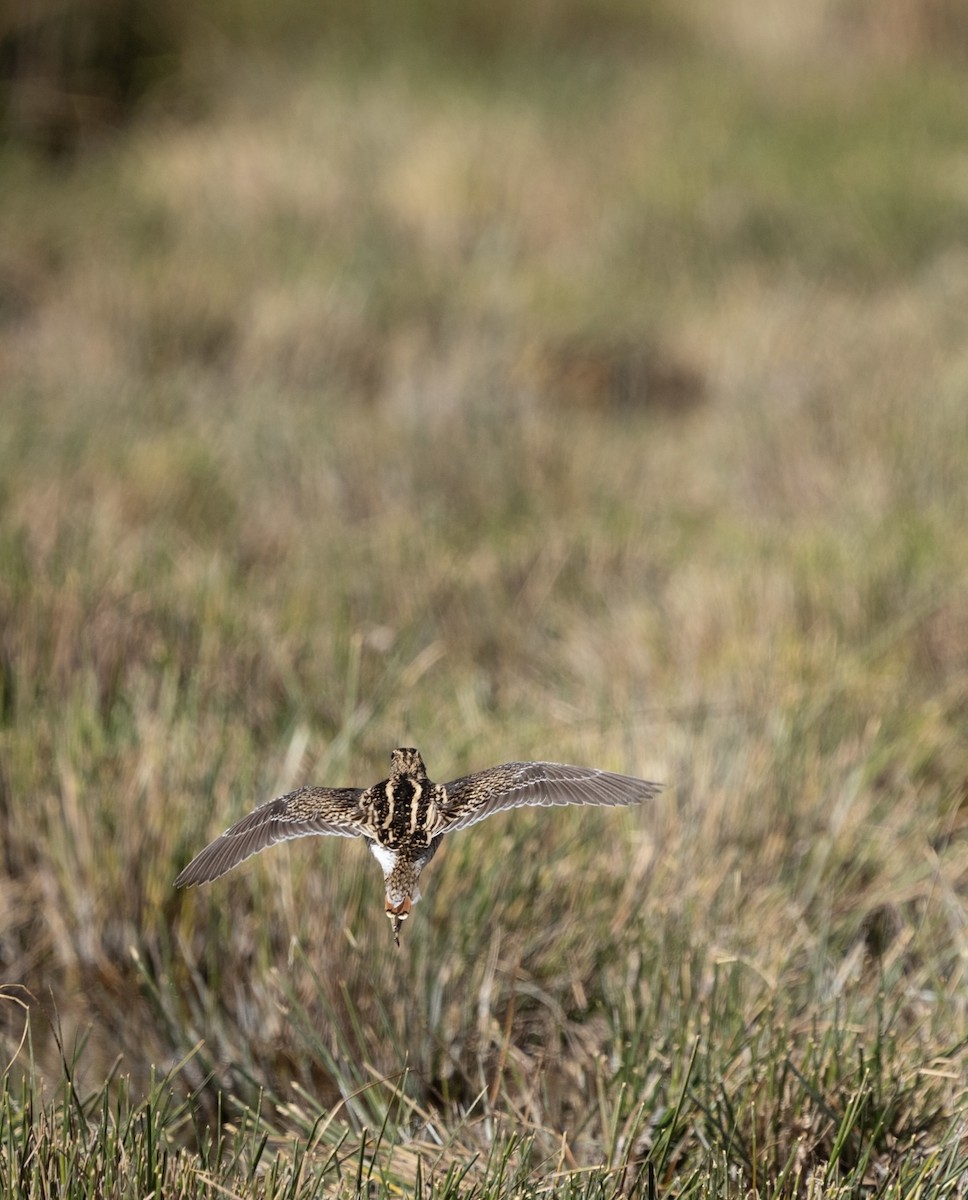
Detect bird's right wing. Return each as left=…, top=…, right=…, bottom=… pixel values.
left=174, top=786, right=366, bottom=887
left=439, top=761, right=661, bottom=833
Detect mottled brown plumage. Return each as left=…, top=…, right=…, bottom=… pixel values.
left=175, top=747, right=661, bottom=943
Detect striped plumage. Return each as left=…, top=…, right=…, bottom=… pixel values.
left=175, top=747, right=661, bottom=943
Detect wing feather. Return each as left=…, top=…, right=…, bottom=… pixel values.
left=439, top=762, right=661, bottom=833
left=174, top=786, right=366, bottom=887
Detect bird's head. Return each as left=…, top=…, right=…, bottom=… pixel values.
left=385, top=895, right=412, bottom=946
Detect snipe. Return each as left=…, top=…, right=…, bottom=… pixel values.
left=175, top=748, right=661, bottom=944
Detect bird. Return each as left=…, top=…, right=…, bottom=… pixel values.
left=174, top=747, right=662, bottom=944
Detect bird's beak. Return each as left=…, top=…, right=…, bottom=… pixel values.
left=385, top=896, right=412, bottom=947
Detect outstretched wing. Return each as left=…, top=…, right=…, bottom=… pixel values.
left=174, top=786, right=366, bottom=886
left=439, top=762, right=661, bottom=833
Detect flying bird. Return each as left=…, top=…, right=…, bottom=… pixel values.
left=175, top=747, right=661, bottom=944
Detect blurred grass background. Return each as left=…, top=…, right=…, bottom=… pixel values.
left=2, top=0, right=968, bottom=1195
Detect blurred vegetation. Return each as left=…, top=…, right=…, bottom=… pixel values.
left=2, top=0, right=968, bottom=1195
left=5, top=0, right=968, bottom=154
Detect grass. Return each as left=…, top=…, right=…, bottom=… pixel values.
left=2, top=3, right=968, bottom=1195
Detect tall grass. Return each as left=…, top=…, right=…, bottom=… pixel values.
left=2, top=12, right=968, bottom=1196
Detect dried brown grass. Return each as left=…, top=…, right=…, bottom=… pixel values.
left=2, top=20, right=968, bottom=1195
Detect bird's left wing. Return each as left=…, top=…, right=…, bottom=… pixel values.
left=174, top=786, right=366, bottom=887
left=438, top=762, right=661, bottom=833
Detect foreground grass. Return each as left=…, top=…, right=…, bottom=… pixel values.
left=2, top=13, right=968, bottom=1197
left=4, top=955, right=967, bottom=1198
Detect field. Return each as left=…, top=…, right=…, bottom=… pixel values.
left=2, top=1, right=968, bottom=1194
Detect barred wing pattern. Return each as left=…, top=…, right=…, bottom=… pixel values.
left=174, top=786, right=366, bottom=887
left=439, top=762, right=661, bottom=833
